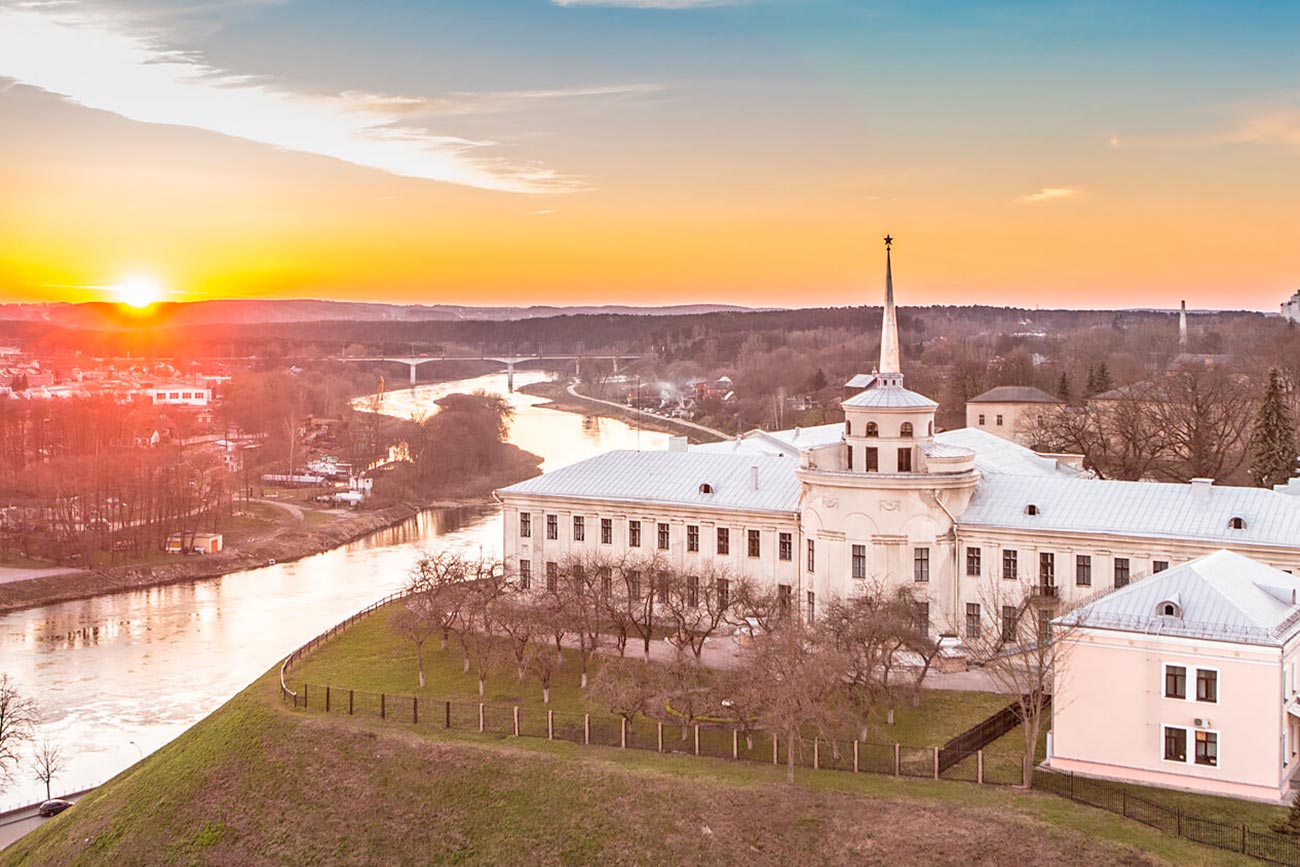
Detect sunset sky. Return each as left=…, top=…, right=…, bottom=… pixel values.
left=1, top=0, right=1297, bottom=310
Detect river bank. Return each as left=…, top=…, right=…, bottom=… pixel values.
left=518, top=379, right=728, bottom=443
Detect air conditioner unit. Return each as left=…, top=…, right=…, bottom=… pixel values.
left=1194, top=718, right=1211, bottom=728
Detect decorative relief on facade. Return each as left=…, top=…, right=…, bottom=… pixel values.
left=880, top=499, right=901, bottom=512
left=822, top=496, right=839, bottom=510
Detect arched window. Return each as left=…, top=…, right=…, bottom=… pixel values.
left=1025, top=504, right=1040, bottom=516
left=900, top=422, right=913, bottom=438
left=845, top=420, right=852, bottom=436
left=1228, top=516, right=1247, bottom=530
left=928, top=421, right=934, bottom=436
left=1157, top=602, right=1181, bottom=618
left=699, top=483, right=714, bottom=495
left=866, top=422, right=878, bottom=438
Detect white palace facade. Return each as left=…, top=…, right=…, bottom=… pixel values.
left=497, top=241, right=1300, bottom=645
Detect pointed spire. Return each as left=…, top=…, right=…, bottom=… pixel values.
left=879, top=234, right=902, bottom=378
left=1179, top=300, right=1188, bottom=346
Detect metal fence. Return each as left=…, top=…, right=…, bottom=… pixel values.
left=1034, top=769, right=1300, bottom=866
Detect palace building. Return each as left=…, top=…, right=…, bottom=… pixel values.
left=496, top=240, right=1300, bottom=645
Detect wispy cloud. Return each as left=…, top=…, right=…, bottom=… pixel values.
left=1216, top=110, right=1300, bottom=148
left=552, top=0, right=743, bottom=8
left=1016, top=187, right=1079, bottom=204
left=0, top=2, right=602, bottom=193
left=340, top=83, right=665, bottom=118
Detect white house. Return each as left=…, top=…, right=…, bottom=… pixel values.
left=1051, top=550, right=1300, bottom=800
left=147, top=383, right=212, bottom=407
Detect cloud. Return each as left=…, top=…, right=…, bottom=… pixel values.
left=340, top=83, right=665, bottom=118
left=1216, top=110, right=1300, bottom=148
left=552, top=0, right=743, bottom=8
left=1016, top=187, right=1079, bottom=204
left=0, top=2, right=587, bottom=193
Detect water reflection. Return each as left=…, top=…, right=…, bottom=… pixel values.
left=0, top=372, right=667, bottom=810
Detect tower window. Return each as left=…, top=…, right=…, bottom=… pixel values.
left=900, top=422, right=913, bottom=438
left=866, top=421, right=878, bottom=438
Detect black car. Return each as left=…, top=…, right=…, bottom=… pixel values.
left=38, top=799, right=72, bottom=818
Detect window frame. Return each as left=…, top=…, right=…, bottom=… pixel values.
left=966, top=546, right=981, bottom=577
left=686, top=524, right=699, bottom=553
left=600, top=518, right=612, bottom=545
left=518, top=559, right=531, bottom=590
left=1002, top=549, right=1018, bottom=581
left=1196, top=667, right=1219, bottom=704
left=546, top=514, right=558, bottom=541
left=778, top=532, right=792, bottom=561
left=1163, top=725, right=1188, bottom=764
left=1115, top=557, right=1131, bottom=588
left=1194, top=729, right=1219, bottom=767
left=807, top=538, right=815, bottom=572
left=747, top=529, right=761, bottom=558
left=519, top=512, right=531, bottom=538
left=628, top=520, right=642, bottom=548
left=657, top=522, right=670, bottom=551
left=1163, top=663, right=1188, bottom=700
left=913, top=547, right=930, bottom=583
left=572, top=516, right=585, bottom=542
left=717, top=527, right=730, bottom=556
left=1075, top=554, right=1092, bottom=586
left=897, top=447, right=912, bottom=472
left=965, top=602, right=981, bottom=639
left=865, top=446, right=879, bottom=472
left=851, top=544, right=867, bottom=580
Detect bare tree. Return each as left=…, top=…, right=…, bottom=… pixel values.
left=658, top=562, right=737, bottom=659
left=391, top=600, right=437, bottom=689
left=495, top=595, right=538, bottom=683
left=556, top=554, right=607, bottom=687
left=406, top=552, right=471, bottom=652
left=0, top=675, right=38, bottom=791
left=1149, top=367, right=1253, bottom=482
left=588, top=655, right=663, bottom=734
left=456, top=559, right=511, bottom=696
left=663, top=651, right=707, bottom=742
left=31, top=738, right=62, bottom=801
left=961, top=580, right=1082, bottom=786
left=527, top=638, right=563, bottom=705
left=726, top=619, right=853, bottom=783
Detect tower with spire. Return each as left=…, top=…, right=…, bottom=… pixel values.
left=878, top=234, right=902, bottom=383
left=1179, top=300, right=1188, bottom=347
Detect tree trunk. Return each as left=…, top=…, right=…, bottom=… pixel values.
left=543, top=686, right=550, bottom=704
left=417, top=645, right=426, bottom=689
left=786, top=726, right=796, bottom=784
left=886, top=706, right=895, bottom=725
left=478, top=674, right=486, bottom=697
left=463, top=654, right=470, bottom=674
left=580, top=670, right=588, bottom=689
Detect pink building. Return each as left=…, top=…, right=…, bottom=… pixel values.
left=1051, top=550, right=1300, bottom=801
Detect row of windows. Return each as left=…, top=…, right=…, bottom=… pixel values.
left=964, top=546, right=1169, bottom=588
left=1164, top=664, right=1218, bottom=703
left=1164, top=726, right=1218, bottom=767
left=846, top=446, right=912, bottom=472
left=521, top=513, right=795, bottom=561
left=845, top=420, right=933, bottom=438
left=976, top=413, right=1005, bottom=427
left=961, top=603, right=1050, bottom=643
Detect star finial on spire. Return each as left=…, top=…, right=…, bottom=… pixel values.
left=884, top=234, right=893, bottom=249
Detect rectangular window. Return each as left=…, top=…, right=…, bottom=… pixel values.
left=656, top=573, right=668, bottom=605
left=1076, top=554, right=1092, bottom=586
left=978, top=413, right=986, bottom=426
left=546, top=514, right=558, bottom=540
left=1040, top=552, right=1055, bottom=586
left=658, top=522, right=670, bottom=550
left=807, top=591, right=816, bottom=623
left=628, top=570, right=642, bottom=600
left=599, top=568, right=612, bottom=599
left=518, top=560, right=531, bottom=590
left=897, top=447, right=912, bottom=472
left=572, top=516, right=585, bottom=542
left=629, top=520, right=642, bottom=548
left=717, top=528, right=730, bottom=555
left=1165, top=664, right=1187, bottom=699
left=966, top=603, right=981, bottom=639
left=748, top=529, right=761, bottom=558
left=546, top=561, right=558, bottom=593
left=913, top=547, right=930, bottom=583
left=1001, top=605, right=1018, bottom=642
left=778, top=532, right=792, bottom=561
left=865, top=447, right=879, bottom=472
left=807, top=539, right=816, bottom=572
left=716, top=577, right=730, bottom=609
left=847, top=446, right=853, bottom=471
left=520, top=513, right=531, bottom=538
left=777, top=584, right=791, bottom=614
left=600, top=518, right=612, bottom=545
left=1115, top=557, right=1130, bottom=588
left=852, top=544, right=867, bottom=580
left=1196, top=669, right=1218, bottom=703
left=687, top=575, right=699, bottom=607
left=1153, top=560, right=1169, bottom=573
left=1003, top=549, right=1018, bottom=580
left=1194, top=731, right=1218, bottom=766
left=687, top=524, right=699, bottom=553
left=967, top=547, right=981, bottom=577
left=996, top=414, right=1004, bottom=426
left=1164, top=726, right=1187, bottom=763
left=914, top=602, right=930, bottom=635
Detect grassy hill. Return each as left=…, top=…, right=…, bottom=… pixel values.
left=1, top=661, right=1259, bottom=866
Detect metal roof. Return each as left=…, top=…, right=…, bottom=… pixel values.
left=920, top=441, right=974, bottom=459
left=960, top=474, right=1300, bottom=547
left=691, top=423, right=844, bottom=456
left=844, top=373, right=877, bottom=389
left=497, top=449, right=801, bottom=514
left=968, top=385, right=1062, bottom=404
left=842, top=385, right=938, bottom=409
left=933, top=428, right=1082, bottom=478
left=1057, top=550, right=1300, bottom=646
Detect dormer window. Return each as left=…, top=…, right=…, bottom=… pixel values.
left=1157, top=602, right=1181, bottom=618
left=1228, top=516, right=1246, bottom=530
left=866, top=422, right=878, bottom=438
left=1025, top=504, right=1040, bottom=516
left=900, top=422, right=913, bottom=438
left=699, top=483, right=714, bottom=494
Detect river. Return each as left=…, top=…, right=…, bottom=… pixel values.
left=0, top=370, right=667, bottom=810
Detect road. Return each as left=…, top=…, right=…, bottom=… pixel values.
left=564, top=381, right=729, bottom=442
left=0, top=791, right=91, bottom=849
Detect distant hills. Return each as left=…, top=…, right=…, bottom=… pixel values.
left=0, top=299, right=759, bottom=328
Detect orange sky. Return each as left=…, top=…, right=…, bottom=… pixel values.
left=1, top=1, right=1298, bottom=310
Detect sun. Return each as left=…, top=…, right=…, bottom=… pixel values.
left=113, top=276, right=164, bottom=309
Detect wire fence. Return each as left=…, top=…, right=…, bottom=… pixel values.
left=1033, top=769, right=1300, bottom=865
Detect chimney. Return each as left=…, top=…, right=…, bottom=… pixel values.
left=1179, top=300, right=1188, bottom=346
left=1189, top=477, right=1214, bottom=496
left=750, top=465, right=759, bottom=491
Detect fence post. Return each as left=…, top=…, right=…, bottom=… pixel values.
left=1241, top=824, right=1246, bottom=855
left=894, top=743, right=900, bottom=777
left=853, top=740, right=859, bottom=774
left=621, top=717, right=627, bottom=749
left=773, top=736, right=778, bottom=765
left=513, top=706, right=520, bottom=737
left=325, top=686, right=331, bottom=713
left=547, top=710, right=554, bottom=740
left=479, top=703, right=485, bottom=733
left=1122, top=790, right=1128, bottom=817
left=348, top=689, right=354, bottom=716
left=413, top=697, right=419, bottom=725
left=1070, top=771, right=1075, bottom=800
left=657, top=722, right=663, bottom=753
left=446, top=701, right=451, bottom=729
left=694, top=725, right=700, bottom=757
left=1176, top=808, right=1182, bottom=837
left=584, top=713, right=590, bottom=745
left=933, top=747, right=939, bottom=780
left=977, top=750, right=984, bottom=784
left=304, top=683, right=308, bottom=709
left=813, top=738, right=819, bottom=770
left=381, top=693, right=386, bottom=720
left=733, top=729, right=739, bottom=760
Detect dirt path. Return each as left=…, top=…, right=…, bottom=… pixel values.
left=251, top=498, right=306, bottom=521
left=564, top=381, right=729, bottom=441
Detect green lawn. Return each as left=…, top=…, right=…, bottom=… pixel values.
left=290, top=603, right=1011, bottom=747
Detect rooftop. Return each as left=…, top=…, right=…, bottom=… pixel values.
left=842, top=385, right=938, bottom=409
left=1057, top=550, right=1300, bottom=646
left=968, top=385, right=1062, bottom=405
